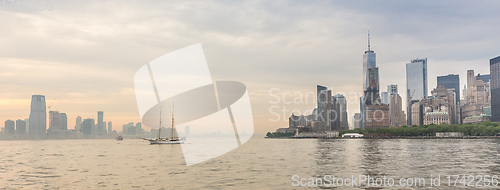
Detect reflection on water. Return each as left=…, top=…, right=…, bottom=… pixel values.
left=1, top=138, right=500, bottom=189
left=313, top=139, right=500, bottom=189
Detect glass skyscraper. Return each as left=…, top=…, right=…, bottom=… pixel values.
left=437, top=74, right=460, bottom=105
left=363, top=34, right=376, bottom=91
left=490, top=56, right=500, bottom=121
left=29, top=95, right=47, bottom=138
left=406, top=58, right=428, bottom=125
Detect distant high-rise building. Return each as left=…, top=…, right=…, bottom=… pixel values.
left=353, top=113, right=362, bottom=129
left=390, top=95, right=406, bottom=127
left=490, top=56, right=500, bottom=121
left=406, top=58, right=428, bottom=126
left=185, top=126, right=190, bottom=137
left=49, top=111, right=59, bottom=130
left=437, top=74, right=460, bottom=105
left=317, top=85, right=327, bottom=113
left=81, top=118, right=94, bottom=136
left=361, top=32, right=377, bottom=130
left=97, top=111, right=104, bottom=134
left=75, top=116, right=82, bottom=131
left=59, top=113, right=67, bottom=130
left=29, top=95, right=47, bottom=138
left=24, top=118, right=29, bottom=133
left=16, top=119, right=26, bottom=135
left=388, top=85, right=398, bottom=96
left=5, top=120, right=15, bottom=135
left=363, top=32, right=377, bottom=92
left=107, top=121, right=112, bottom=134
left=97, top=111, right=103, bottom=124
left=467, top=70, right=476, bottom=103
left=334, top=94, right=348, bottom=131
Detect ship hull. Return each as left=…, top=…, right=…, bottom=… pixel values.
left=148, top=139, right=185, bottom=144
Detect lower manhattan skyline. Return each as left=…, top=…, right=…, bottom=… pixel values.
left=0, top=1, right=497, bottom=135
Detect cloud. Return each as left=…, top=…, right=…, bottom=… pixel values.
left=1, top=1, right=499, bottom=132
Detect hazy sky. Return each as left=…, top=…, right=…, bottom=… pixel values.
left=1, top=1, right=499, bottom=134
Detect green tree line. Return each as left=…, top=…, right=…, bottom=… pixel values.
left=340, top=121, right=500, bottom=137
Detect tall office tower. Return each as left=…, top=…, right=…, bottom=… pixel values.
left=317, top=85, right=327, bottom=112
left=103, top=122, right=107, bottom=134
left=334, top=94, right=348, bottom=131
left=81, top=118, right=94, bottom=136
left=5, top=120, right=15, bottom=135
left=48, top=111, right=59, bottom=130
left=316, top=85, right=328, bottom=124
left=59, top=113, right=67, bottom=130
left=321, top=90, right=333, bottom=130
left=16, top=119, right=26, bottom=135
left=390, top=94, right=406, bottom=127
left=363, top=32, right=377, bottom=91
left=107, top=121, right=112, bottom=134
left=437, top=74, right=460, bottom=105
left=185, top=126, right=190, bottom=137
left=467, top=70, right=476, bottom=103
left=388, top=85, right=398, bottom=96
left=24, top=118, right=29, bottom=133
left=97, top=111, right=104, bottom=134
left=406, top=58, right=428, bottom=126
left=490, top=56, right=500, bottom=121
left=75, top=116, right=82, bottom=131
left=353, top=113, right=362, bottom=129
left=29, top=95, right=47, bottom=138
left=361, top=33, right=377, bottom=130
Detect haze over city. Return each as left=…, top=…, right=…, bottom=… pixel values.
left=1, top=1, right=498, bottom=134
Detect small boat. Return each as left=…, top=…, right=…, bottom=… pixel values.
left=144, top=104, right=186, bottom=145
left=116, top=136, right=123, bottom=141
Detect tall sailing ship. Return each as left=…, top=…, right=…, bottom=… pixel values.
left=144, top=104, right=186, bottom=144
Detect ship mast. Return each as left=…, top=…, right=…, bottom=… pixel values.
left=158, top=106, right=162, bottom=139
left=171, top=103, right=174, bottom=139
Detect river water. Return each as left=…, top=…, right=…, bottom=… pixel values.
left=1, top=137, right=500, bottom=189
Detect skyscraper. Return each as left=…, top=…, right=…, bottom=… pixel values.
left=29, top=95, right=47, bottom=138
left=49, top=111, right=59, bottom=130
left=467, top=70, right=476, bottom=103
left=16, top=119, right=26, bottom=135
left=97, top=111, right=104, bottom=134
left=406, top=58, right=428, bottom=125
left=490, top=56, right=500, bottom=122
left=75, top=116, right=82, bottom=131
left=361, top=32, right=377, bottom=129
left=363, top=32, right=376, bottom=92
left=437, top=74, right=460, bottom=105
left=334, top=94, right=348, bottom=131
left=59, top=113, right=67, bottom=130
left=107, top=121, right=112, bottom=134
left=5, top=120, right=15, bottom=135
left=81, top=118, right=94, bottom=136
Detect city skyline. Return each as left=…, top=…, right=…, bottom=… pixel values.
left=0, top=1, right=498, bottom=134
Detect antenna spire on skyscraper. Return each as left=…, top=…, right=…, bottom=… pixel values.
left=368, top=30, right=371, bottom=51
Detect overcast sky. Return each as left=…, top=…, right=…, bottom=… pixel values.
left=0, top=1, right=499, bottom=134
